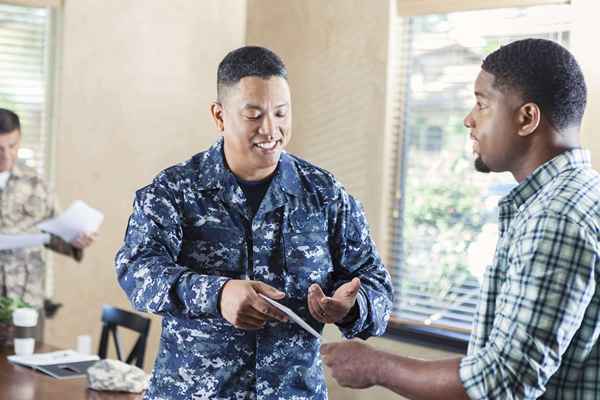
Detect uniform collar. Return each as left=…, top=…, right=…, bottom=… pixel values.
left=197, top=137, right=304, bottom=220
left=198, top=137, right=303, bottom=196
left=501, top=148, right=591, bottom=210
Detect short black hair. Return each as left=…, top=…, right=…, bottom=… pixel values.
left=482, top=38, right=587, bottom=131
left=217, top=46, right=288, bottom=101
left=0, top=108, right=20, bottom=135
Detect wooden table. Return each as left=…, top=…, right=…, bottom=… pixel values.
left=0, top=343, right=144, bottom=400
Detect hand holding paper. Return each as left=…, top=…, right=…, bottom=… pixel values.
left=37, top=200, right=103, bottom=243
left=259, top=294, right=323, bottom=341
left=220, top=280, right=288, bottom=330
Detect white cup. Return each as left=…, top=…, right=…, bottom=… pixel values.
left=76, top=334, right=92, bottom=355
left=14, top=338, right=35, bottom=356
left=12, top=308, right=38, bottom=356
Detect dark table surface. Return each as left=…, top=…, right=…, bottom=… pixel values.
left=0, top=343, right=144, bottom=400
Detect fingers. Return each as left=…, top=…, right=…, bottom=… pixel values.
left=221, top=280, right=286, bottom=329
left=253, top=281, right=285, bottom=300
left=308, top=284, right=332, bottom=323
left=319, top=343, right=333, bottom=363
left=236, top=314, right=267, bottom=330
left=71, top=232, right=97, bottom=249
left=309, top=280, right=362, bottom=323
left=335, top=277, right=361, bottom=300
left=248, top=296, right=288, bottom=323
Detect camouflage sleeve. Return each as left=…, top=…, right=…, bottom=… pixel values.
left=331, top=190, right=394, bottom=340
left=115, top=177, right=230, bottom=319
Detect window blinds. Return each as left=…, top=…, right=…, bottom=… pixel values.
left=0, top=3, right=50, bottom=174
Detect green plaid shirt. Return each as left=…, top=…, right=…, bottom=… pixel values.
left=460, top=149, right=600, bottom=399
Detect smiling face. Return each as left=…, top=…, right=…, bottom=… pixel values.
left=464, top=70, right=525, bottom=174
left=0, top=129, right=20, bottom=173
left=211, top=76, right=291, bottom=181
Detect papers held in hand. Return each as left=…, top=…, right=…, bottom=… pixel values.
left=38, top=200, right=104, bottom=242
left=8, top=350, right=100, bottom=379
left=0, top=200, right=103, bottom=251
left=259, top=294, right=322, bottom=340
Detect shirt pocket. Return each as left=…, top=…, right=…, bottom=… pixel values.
left=283, top=211, right=333, bottom=296
left=180, top=225, right=245, bottom=278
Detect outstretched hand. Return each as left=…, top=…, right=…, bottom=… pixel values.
left=321, top=341, right=380, bottom=389
left=307, top=277, right=361, bottom=324
left=220, top=280, right=288, bottom=330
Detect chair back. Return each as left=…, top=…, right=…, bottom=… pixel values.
left=98, top=305, right=151, bottom=369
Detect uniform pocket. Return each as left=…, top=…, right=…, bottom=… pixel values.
left=180, top=225, right=245, bottom=277
left=283, top=229, right=333, bottom=296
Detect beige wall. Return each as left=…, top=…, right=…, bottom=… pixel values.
left=46, top=0, right=246, bottom=368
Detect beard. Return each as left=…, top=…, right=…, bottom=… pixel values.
left=474, top=156, right=491, bottom=173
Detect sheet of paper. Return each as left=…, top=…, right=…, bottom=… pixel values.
left=0, top=233, right=50, bottom=251
left=259, top=294, right=322, bottom=340
left=37, top=200, right=103, bottom=242
left=7, top=350, right=99, bottom=367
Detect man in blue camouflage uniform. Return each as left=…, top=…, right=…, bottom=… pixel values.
left=115, top=46, right=393, bottom=399
left=322, top=39, right=600, bottom=400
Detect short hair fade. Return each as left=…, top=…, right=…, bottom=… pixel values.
left=482, top=38, right=587, bottom=131
left=0, top=108, right=20, bottom=135
left=217, top=46, right=288, bottom=101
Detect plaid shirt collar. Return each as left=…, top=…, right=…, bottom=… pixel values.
left=500, top=148, right=591, bottom=211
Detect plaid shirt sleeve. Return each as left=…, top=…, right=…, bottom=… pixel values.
left=459, top=211, right=598, bottom=399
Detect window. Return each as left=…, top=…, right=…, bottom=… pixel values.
left=387, top=4, right=572, bottom=350
left=0, top=3, right=52, bottom=175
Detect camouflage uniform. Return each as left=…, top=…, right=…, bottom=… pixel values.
left=116, top=138, right=393, bottom=400
left=0, top=162, right=81, bottom=309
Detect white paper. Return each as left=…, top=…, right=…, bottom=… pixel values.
left=259, top=294, right=323, bottom=340
left=7, top=349, right=99, bottom=367
left=37, top=200, right=103, bottom=243
left=0, top=233, right=50, bottom=251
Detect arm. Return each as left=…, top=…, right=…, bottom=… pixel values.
left=328, top=190, right=394, bottom=338
left=323, top=212, right=597, bottom=399
left=459, top=212, right=597, bottom=399
left=321, top=341, right=468, bottom=400
left=115, top=176, right=230, bottom=319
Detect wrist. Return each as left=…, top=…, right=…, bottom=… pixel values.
left=217, top=278, right=233, bottom=318
left=369, top=348, right=387, bottom=387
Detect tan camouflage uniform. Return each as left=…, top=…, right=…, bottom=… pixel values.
left=0, top=162, right=81, bottom=309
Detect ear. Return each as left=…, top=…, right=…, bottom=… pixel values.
left=210, top=102, right=225, bottom=132
left=516, top=102, right=541, bottom=137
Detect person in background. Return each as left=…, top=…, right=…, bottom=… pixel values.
left=322, top=38, right=600, bottom=400
left=0, top=108, right=95, bottom=341
left=116, top=46, right=393, bottom=399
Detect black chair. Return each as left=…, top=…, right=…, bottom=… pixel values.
left=98, top=305, right=151, bottom=369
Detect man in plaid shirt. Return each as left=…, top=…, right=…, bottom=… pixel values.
left=321, top=39, right=600, bottom=399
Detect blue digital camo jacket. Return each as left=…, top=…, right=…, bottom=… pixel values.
left=115, top=138, right=393, bottom=400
